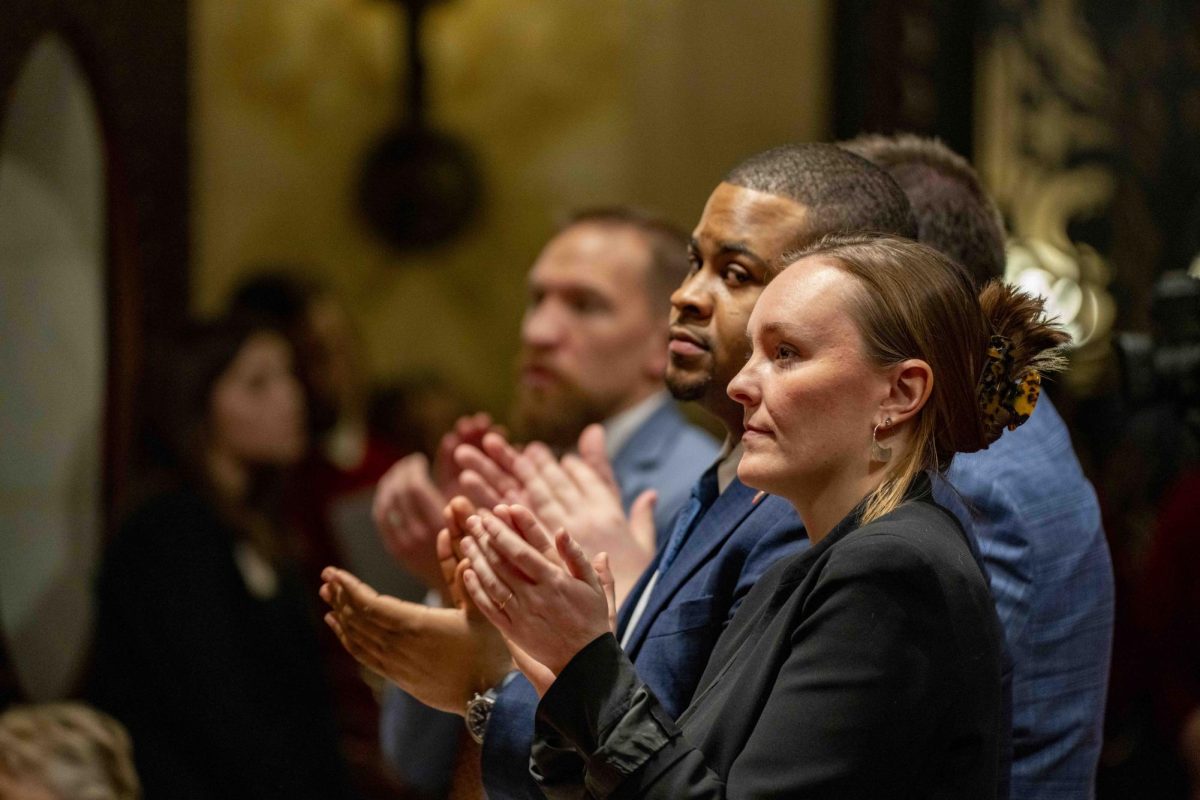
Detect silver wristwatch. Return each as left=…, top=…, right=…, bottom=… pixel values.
left=466, top=688, right=498, bottom=744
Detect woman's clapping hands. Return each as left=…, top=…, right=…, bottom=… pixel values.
left=458, top=504, right=617, bottom=696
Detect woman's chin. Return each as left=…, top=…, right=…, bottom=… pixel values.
left=735, top=459, right=780, bottom=497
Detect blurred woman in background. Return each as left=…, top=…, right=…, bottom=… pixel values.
left=91, top=315, right=357, bottom=800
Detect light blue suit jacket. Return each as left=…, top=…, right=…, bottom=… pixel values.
left=937, top=395, right=1114, bottom=799
left=379, top=401, right=718, bottom=796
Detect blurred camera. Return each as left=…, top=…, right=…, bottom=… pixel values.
left=1113, top=270, right=1200, bottom=430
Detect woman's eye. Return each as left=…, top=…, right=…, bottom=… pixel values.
left=775, top=345, right=798, bottom=362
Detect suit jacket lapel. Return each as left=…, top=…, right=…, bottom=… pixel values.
left=621, top=479, right=762, bottom=659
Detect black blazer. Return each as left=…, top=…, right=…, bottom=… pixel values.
left=533, top=477, right=1005, bottom=799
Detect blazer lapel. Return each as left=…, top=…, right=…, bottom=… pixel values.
left=621, top=479, right=762, bottom=659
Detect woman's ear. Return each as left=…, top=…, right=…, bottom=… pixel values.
left=878, top=358, right=933, bottom=427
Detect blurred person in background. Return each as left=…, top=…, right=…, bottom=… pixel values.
left=369, top=371, right=476, bottom=460
left=230, top=273, right=411, bottom=797
left=845, top=133, right=1114, bottom=799
left=89, top=315, right=357, bottom=800
left=0, top=702, right=140, bottom=800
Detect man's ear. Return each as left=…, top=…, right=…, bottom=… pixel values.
left=878, top=358, right=933, bottom=427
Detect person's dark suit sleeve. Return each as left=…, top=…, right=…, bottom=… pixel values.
left=533, top=535, right=964, bottom=798
left=481, top=672, right=548, bottom=799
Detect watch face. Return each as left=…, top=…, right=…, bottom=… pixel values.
left=466, top=693, right=494, bottom=744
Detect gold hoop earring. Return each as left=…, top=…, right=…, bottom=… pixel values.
left=871, top=417, right=893, bottom=463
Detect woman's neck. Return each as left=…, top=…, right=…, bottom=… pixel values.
left=206, top=447, right=249, bottom=504
left=788, top=466, right=887, bottom=545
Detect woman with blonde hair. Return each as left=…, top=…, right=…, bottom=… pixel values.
left=453, top=234, right=1066, bottom=798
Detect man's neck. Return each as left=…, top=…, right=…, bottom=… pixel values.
left=603, top=390, right=669, bottom=459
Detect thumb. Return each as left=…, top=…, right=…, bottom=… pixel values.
left=629, top=490, right=658, bottom=554
left=577, top=424, right=618, bottom=490
left=556, top=529, right=600, bottom=589
left=593, top=552, right=618, bottom=633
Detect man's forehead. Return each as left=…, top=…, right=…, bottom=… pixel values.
left=692, top=182, right=812, bottom=259
left=528, top=239, right=646, bottom=295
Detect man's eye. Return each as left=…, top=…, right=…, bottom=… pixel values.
left=723, top=265, right=752, bottom=286
left=571, top=296, right=607, bottom=314
left=687, top=253, right=702, bottom=274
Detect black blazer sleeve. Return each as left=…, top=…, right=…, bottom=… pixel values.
left=533, top=528, right=999, bottom=799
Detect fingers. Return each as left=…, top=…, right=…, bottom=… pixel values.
left=592, top=552, right=618, bottom=634
left=373, top=454, right=445, bottom=571
left=507, top=504, right=556, bottom=553
left=323, top=567, right=380, bottom=611
left=433, top=413, right=494, bottom=492
left=436, top=528, right=465, bottom=608
left=324, top=612, right=382, bottom=673
left=455, top=443, right=522, bottom=501
left=524, top=443, right=584, bottom=507
left=556, top=529, right=600, bottom=590
left=480, top=432, right=522, bottom=478
left=628, top=489, right=659, bottom=555
left=473, top=509, right=560, bottom=584
left=408, top=471, right=447, bottom=537
left=560, top=454, right=620, bottom=506
left=576, top=424, right=619, bottom=491
left=461, top=568, right=511, bottom=633
left=457, top=412, right=495, bottom=448
left=460, top=537, right=517, bottom=624
left=444, top=496, right=474, bottom=543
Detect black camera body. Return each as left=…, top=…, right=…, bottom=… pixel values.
left=1114, top=271, right=1200, bottom=431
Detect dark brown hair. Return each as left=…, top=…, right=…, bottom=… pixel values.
left=132, top=314, right=296, bottom=559
left=784, top=234, right=1068, bottom=522
left=841, top=134, right=1007, bottom=287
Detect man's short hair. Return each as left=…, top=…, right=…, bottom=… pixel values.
left=841, top=134, right=1007, bottom=287
left=723, top=142, right=918, bottom=263
left=560, top=207, right=690, bottom=310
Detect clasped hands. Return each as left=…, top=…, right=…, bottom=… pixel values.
left=323, top=422, right=655, bottom=709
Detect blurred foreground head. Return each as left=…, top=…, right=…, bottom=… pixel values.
left=513, top=207, right=690, bottom=448
left=0, top=702, right=140, bottom=800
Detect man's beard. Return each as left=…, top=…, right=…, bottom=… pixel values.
left=511, top=381, right=617, bottom=452
left=665, top=362, right=714, bottom=403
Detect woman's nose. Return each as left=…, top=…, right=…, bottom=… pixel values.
left=727, top=356, right=761, bottom=408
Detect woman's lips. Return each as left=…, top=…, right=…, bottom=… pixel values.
left=742, top=423, right=773, bottom=442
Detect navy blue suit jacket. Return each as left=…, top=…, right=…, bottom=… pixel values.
left=939, top=395, right=1112, bottom=798
left=480, top=479, right=807, bottom=799
left=379, top=400, right=717, bottom=795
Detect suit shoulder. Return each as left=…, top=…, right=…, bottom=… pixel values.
left=831, top=502, right=976, bottom=578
